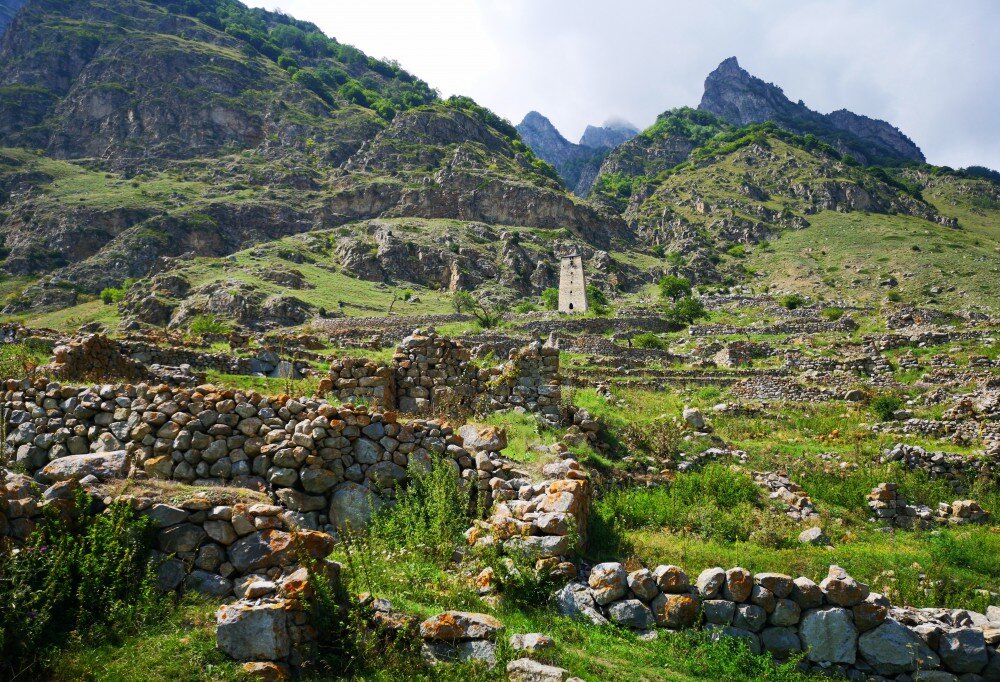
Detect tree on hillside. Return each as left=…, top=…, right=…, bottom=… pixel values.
left=659, top=275, right=692, bottom=302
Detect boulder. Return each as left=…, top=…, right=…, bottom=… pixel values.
left=627, top=568, right=659, bottom=602
left=798, top=526, right=831, bottom=546
left=683, top=407, right=705, bottom=429
left=653, top=564, right=690, bottom=594
left=216, top=602, right=290, bottom=661
left=820, top=565, right=868, bottom=607
left=588, top=563, right=627, bottom=605
left=328, top=482, right=384, bottom=530
left=509, top=633, right=555, bottom=652
left=696, top=567, right=726, bottom=598
left=555, top=582, right=608, bottom=626
left=607, top=599, right=656, bottom=630
left=421, top=640, right=497, bottom=667
left=723, top=567, right=752, bottom=602
left=709, top=626, right=761, bottom=654
left=800, top=606, right=857, bottom=664
left=858, top=619, right=940, bottom=675
left=419, top=611, right=504, bottom=642
left=507, top=658, right=572, bottom=682
left=938, top=628, right=988, bottom=674
left=458, top=424, right=508, bottom=452
left=760, top=627, right=801, bottom=657
left=651, top=593, right=699, bottom=629
left=38, top=451, right=128, bottom=482
left=158, top=523, right=207, bottom=554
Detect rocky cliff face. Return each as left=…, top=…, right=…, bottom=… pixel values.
left=0, top=0, right=25, bottom=38
left=698, top=57, right=924, bottom=165
left=515, top=111, right=610, bottom=196
left=579, top=120, right=638, bottom=149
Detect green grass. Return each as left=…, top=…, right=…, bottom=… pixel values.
left=49, top=598, right=242, bottom=682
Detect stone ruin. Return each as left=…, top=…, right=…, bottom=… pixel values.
left=323, top=330, right=562, bottom=421
left=867, top=483, right=991, bottom=529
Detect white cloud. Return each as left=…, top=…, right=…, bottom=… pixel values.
left=246, top=0, right=1000, bottom=169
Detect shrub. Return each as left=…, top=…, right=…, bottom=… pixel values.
left=100, top=287, right=125, bottom=305
left=820, top=306, right=844, bottom=321
left=887, top=290, right=902, bottom=302
left=870, top=393, right=903, bottom=421
left=725, top=244, right=746, bottom=258
left=780, top=293, right=807, bottom=310
left=0, top=492, right=163, bottom=677
left=541, top=287, right=559, bottom=310
left=514, top=301, right=537, bottom=314
left=658, top=275, right=691, bottom=302
left=187, top=314, right=232, bottom=336
left=633, top=332, right=667, bottom=350
left=586, top=284, right=608, bottom=307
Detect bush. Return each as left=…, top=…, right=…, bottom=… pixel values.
left=0, top=492, right=163, bottom=678
left=633, top=332, right=667, bottom=350
left=187, top=314, right=232, bottom=336
left=586, top=284, right=608, bottom=307
left=514, top=301, right=537, bottom=314
left=725, top=244, right=746, bottom=258
left=820, top=306, right=844, bottom=321
left=541, top=287, right=559, bottom=310
left=99, top=287, right=125, bottom=305
left=870, top=393, right=903, bottom=421
left=658, top=275, right=691, bottom=302
left=780, top=293, right=807, bottom=310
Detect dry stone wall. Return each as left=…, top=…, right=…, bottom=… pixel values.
left=557, top=562, right=1000, bottom=680
left=1, top=379, right=492, bottom=536
left=324, top=331, right=562, bottom=420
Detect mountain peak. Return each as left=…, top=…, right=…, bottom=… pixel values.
left=698, top=58, right=923, bottom=165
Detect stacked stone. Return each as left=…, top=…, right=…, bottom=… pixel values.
left=419, top=611, right=505, bottom=667
left=0, top=472, right=334, bottom=602
left=321, top=331, right=562, bottom=419
left=882, top=443, right=991, bottom=492
left=321, top=357, right=395, bottom=409
left=867, top=483, right=934, bottom=530
left=557, top=563, right=1000, bottom=679
left=754, top=471, right=819, bottom=521
left=394, top=331, right=479, bottom=414
left=48, top=334, right=146, bottom=381
left=120, top=339, right=310, bottom=379
left=466, top=457, right=590, bottom=577
left=936, top=500, right=991, bottom=525
left=216, top=559, right=341, bottom=678
left=2, top=379, right=479, bottom=534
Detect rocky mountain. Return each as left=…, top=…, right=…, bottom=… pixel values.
left=515, top=111, right=607, bottom=196
left=0, top=0, right=25, bottom=37
left=515, top=113, right=638, bottom=196
left=0, top=0, right=627, bottom=318
left=579, top=118, right=638, bottom=149
left=698, top=57, right=924, bottom=166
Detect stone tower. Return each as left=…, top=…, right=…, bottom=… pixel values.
left=558, top=253, right=588, bottom=314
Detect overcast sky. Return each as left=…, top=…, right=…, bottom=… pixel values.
left=246, top=0, right=1000, bottom=170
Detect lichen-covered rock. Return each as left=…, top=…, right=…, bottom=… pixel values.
left=723, top=567, right=752, bottom=602
left=653, top=564, right=690, bottom=594
left=419, top=611, right=505, bottom=642
left=819, top=565, right=868, bottom=607
left=695, top=567, right=726, bottom=598
left=588, top=563, right=627, bottom=605
left=651, top=593, right=699, bottom=629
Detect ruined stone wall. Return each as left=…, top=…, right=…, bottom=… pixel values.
left=2, top=379, right=490, bottom=537
left=323, top=332, right=561, bottom=420
left=560, top=561, right=1000, bottom=679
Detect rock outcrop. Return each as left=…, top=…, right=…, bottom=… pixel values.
left=698, top=57, right=924, bottom=165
